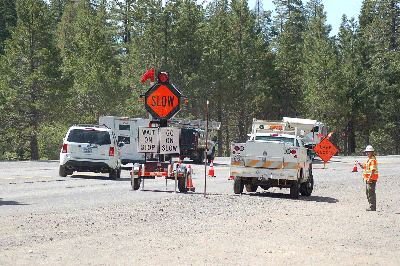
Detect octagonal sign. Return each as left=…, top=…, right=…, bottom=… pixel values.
left=145, top=83, right=181, bottom=119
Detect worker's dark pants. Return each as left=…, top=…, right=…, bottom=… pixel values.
left=366, top=181, right=377, bottom=211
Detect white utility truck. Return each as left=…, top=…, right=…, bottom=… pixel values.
left=230, top=117, right=317, bottom=199
left=99, top=116, right=149, bottom=164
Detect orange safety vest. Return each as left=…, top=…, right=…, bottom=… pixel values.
left=363, top=156, right=378, bottom=181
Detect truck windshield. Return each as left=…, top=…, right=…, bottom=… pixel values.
left=256, top=136, right=299, bottom=146
left=67, top=129, right=111, bottom=145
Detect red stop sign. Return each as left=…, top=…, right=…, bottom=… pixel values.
left=145, top=83, right=181, bottom=119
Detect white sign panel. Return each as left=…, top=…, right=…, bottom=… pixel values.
left=138, top=127, right=159, bottom=153
left=159, top=127, right=180, bottom=154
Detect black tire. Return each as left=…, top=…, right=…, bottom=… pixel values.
left=207, top=148, right=215, bottom=163
left=260, top=185, right=270, bottom=191
left=290, top=181, right=299, bottom=199
left=178, top=169, right=188, bottom=192
left=245, top=184, right=258, bottom=192
left=109, top=169, right=118, bottom=180
left=193, top=151, right=203, bottom=164
left=59, top=165, right=67, bottom=177
left=132, top=177, right=141, bottom=190
left=116, top=168, right=121, bottom=179
left=300, top=177, right=314, bottom=196
left=233, top=176, right=244, bottom=194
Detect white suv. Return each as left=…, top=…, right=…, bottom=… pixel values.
left=59, top=125, right=123, bottom=179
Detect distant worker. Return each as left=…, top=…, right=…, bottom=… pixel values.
left=358, top=145, right=378, bottom=211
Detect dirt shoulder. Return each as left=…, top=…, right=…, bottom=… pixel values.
left=1, top=157, right=399, bottom=265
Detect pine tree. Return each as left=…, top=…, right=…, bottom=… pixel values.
left=0, top=0, right=17, bottom=55
left=335, top=15, right=361, bottom=154
left=358, top=0, right=400, bottom=154
left=270, top=0, right=305, bottom=118
left=58, top=0, right=124, bottom=123
left=0, top=0, right=66, bottom=160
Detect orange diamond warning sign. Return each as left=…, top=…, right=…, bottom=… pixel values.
left=313, top=138, right=339, bottom=163
left=145, top=83, right=181, bottom=119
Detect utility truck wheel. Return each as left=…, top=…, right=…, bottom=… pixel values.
left=207, top=148, right=215, bottom=163
left=131, top=177, right=141, bottom=190
left=300, top=177, right=314, bottom=196
left=245, top=184, right=258, bottom=192
left=193, top=151, right=203, bottom=164
left=233, top=176, right=244, bottom=194
left=59, top=165, right=67, bottom=177
left=290, top=181, right=299, bottom=199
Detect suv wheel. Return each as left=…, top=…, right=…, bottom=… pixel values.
left=109, top=168, right=120, bottom=180
left=59, top=165, right=67, bottom=177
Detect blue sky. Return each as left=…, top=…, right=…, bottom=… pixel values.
left=247, top=0, right=364, bottom=36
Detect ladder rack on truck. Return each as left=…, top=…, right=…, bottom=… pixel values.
left=169, top=118, right=221, bottom=131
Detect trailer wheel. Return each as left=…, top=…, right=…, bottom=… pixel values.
left=300, top=176, right=314, bottom=196
left=131, top=176, right=141, bottom=190
left=245, top=184, right=258, bottom=192
left=233, top=176, right=244, bottom=194
left=290, top=181, right=299, bottom=199
left=178, top=169, right=188, bottom=193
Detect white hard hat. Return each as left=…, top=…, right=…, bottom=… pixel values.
left=364, top=145, right=374, bottom=152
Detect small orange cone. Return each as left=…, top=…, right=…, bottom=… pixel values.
left=187, top=165, right=195, bottom=192
left=208, top=160, right=215, bottom=177
left=177, top=156, right=181, bottom=165
left=352, top=160, right=358, bottom=172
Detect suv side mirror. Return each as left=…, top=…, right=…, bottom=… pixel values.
left=118, top=142, right=125, bottom=148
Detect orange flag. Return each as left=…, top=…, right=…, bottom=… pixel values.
left=141, top=68, right=154, bottom=83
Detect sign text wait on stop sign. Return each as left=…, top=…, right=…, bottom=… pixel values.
left=144, top=83, right=181, bottom=119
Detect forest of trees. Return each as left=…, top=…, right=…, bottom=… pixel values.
left=0, top=0, right=399, bottom=161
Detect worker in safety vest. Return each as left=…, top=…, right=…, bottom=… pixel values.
left=358, top=145, right=378, bottom=211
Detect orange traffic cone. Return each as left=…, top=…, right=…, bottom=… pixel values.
left=208, top=160, right=215, bottom=177
left=228, top=176, right=234, bottom=180
left=177, top=156, right=181, bottom=165
left=187, top=165, right=195, bottom=192
left=352, top=160, right=358, bottom=172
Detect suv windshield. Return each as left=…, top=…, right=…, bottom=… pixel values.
left=67, top=129, right=111, bottom=145
left=256, top=136, right=299, bottom=146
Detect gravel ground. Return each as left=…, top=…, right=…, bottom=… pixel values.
left=1, top=157, right=400, bottom=265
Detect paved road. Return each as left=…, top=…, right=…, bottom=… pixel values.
left=1, top=155, right=399, bottom=215
left=0, top=158, right=232, bottom=214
